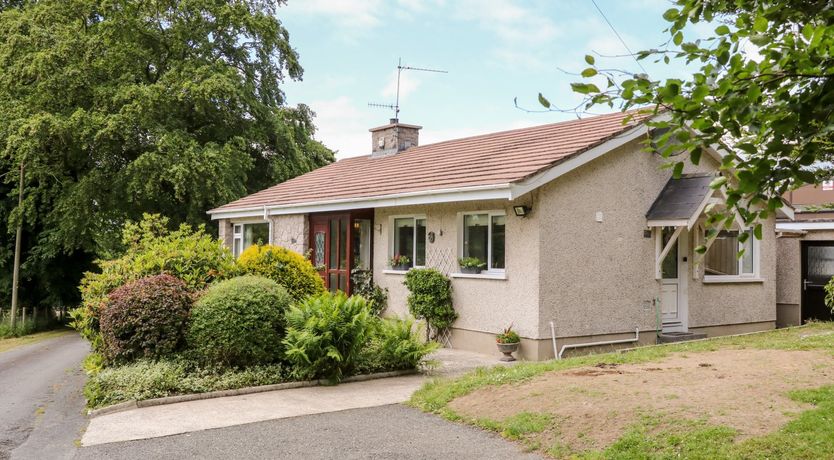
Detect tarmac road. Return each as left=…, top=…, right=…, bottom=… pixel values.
left=75, top=404, right=543, bottom=460
left=0, top=332, right=89, bottom=460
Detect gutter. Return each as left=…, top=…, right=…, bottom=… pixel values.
left=207, top=183, right=513, bottom=220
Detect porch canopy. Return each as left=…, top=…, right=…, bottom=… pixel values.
left=646, top=173, right=717, bottom=279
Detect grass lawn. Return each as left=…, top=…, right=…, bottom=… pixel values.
left=0, top=328, right=74, bottom=354
left=408, top=323, right=834, bottom=459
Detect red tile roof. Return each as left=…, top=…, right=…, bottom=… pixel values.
left=210, top=110, right=648, bottom=213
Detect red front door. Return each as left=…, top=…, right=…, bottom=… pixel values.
left=310, top=214, right=350, bottom=293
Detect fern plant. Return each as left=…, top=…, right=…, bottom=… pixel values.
left=282, top=292, right=375, bottom=382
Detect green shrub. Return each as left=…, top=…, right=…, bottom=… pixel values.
left=403, top=268, right=457, bottom=337
left=283, top=292, right=375, bottom=382
left=83, top=356, right=289, bottom=409
left=188, top=276, right=291, bottom=367
left=73, top=214, right=235, bottom=350
left=236, top=244, right=324, bottom=301
left=350, top=268, right=388, bottom=315
left=99, top=274, right=192, bottom=363
left=356, top=316, right=438, bottom=374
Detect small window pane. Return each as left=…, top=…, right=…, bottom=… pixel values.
left=491, top=215, right=506, bottom=269
left=660, top=227, right=678, bottom=279
left=328, top=273, right=338, bottom=293
left=416, top=218, right=426, bottom=266
left=329, top=220, right=338, bottom=269
left=353, top=220, right=371, bottom=270
left=314, top=231, right=325, bottom=268
left=394, top=218, right=415, bottom=267
left=463, top=214, right=489, bottom=264
left=233, top=239, right=242, bottom=258
left=740, top=231, right=754, bottom=274
left=243, top=223, right=269, bottom=250
left=233, top=225, right=242, bottom=235
left=339, top=219, right=347, bottom=269
left=705, top=230, right=739, bottom=276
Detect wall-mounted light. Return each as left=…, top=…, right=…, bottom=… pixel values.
left=427, top=231, right=436, bottom=243
left=513, top=205, right=531, bottom=217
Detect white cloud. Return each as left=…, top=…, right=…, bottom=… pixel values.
left=281, top=0, right=383, bottom=38
left=307, top=96, right=375, bottom=159
left=452, top=0, right=562, bottom=70
left=381, top=68, right=422, bottom=101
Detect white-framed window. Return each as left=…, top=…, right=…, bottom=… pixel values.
left=232, top=221, right=271, bottom=258
left=459, top=211, right=506, bottom=272
left=389, top=215, right=426, bottom=269
left=703, top=229, right=757, bottom=279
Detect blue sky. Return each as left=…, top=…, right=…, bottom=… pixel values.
left=278, top=0, right=709, bottom=159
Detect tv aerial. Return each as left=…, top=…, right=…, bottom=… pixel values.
left=368, top=57, right=448, bottom=120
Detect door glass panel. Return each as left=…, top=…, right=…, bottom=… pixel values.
left=314, top=231, right=325, bottom=268
left=415, top=218, right=426, bottom=266
left=339, top=273, right=347, bottom=292
left=394, top=218, right=415, bottom=267
left=808, top=246, right=834, bottom=284
left=329, top=220, right=338, bottom=269
left=660, top=227, right=678, bottom=279
left=328, top=273, right=338, bottom=293
left=339, top=219, right=348, bottom=269
left=463, top=214, right=489, bottom=263
left=491, top=215, right=506, bottom=269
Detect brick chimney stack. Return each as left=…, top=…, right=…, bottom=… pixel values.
left=369, top=118, right=422, bottom=158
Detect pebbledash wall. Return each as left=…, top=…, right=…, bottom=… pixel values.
left=373, top=199, right=542, bottom=360
left=217, top=138, right=777, bottom=361
left=533, top=139, right=775, bottom=359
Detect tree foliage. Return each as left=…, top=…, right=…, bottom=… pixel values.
left=0, top=0, right=334, bottom=308
left=550, top=0, right=833, bottom=238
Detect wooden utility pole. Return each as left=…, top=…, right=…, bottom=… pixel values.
left=10, top=161, right=23, bottom=329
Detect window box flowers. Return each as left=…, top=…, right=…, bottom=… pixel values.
left=389, top=254, right=411, bottom=271
left=458, top=257, right=487, bottom=274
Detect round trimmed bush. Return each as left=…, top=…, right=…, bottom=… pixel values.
left=236, top=244, right=324, bottom=301
left=99, top=274, right=192, bottom=363
left=188, top=276, right=292, bottom=367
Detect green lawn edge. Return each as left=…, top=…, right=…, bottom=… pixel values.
left=0, top=328, right=74, bottom=354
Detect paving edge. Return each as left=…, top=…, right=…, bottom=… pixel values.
left=87, top=368, right=419, bottom=418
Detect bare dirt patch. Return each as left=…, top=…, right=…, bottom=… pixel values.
left=449, top=348, right=834, bottom=452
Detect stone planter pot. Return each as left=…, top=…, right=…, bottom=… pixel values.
left=496, top=342, right=519, bottom=362
left=393, top=264, right=410, bottom=271
left=460, top=266, right=483, bottom=274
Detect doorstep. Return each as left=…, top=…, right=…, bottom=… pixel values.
left=657, top=331, right=708, bottom=343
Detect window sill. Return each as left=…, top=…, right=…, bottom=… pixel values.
left=702, top=276, right=765, bottom=284
left=450, top=272, right=507, bottom=280
left=382, top=269, right=409, bottom=275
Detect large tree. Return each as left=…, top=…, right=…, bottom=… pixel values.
left=545, top=0, right=833, bottom=242
left=0, top=0, right=334, bottom=308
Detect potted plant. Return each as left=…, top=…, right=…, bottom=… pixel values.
left=458, top=257, right=486, bottom=274
left=496, top=324, right=520, bottom=362
left=389, top=254, right=411, bottom=271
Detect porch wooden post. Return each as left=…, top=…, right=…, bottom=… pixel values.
left=10, top=161, right=23, bottom=329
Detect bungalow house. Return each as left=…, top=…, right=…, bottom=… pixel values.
left=208, top=111, right=778, bottom=360
left=776, top=182, right=834, bottom=327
